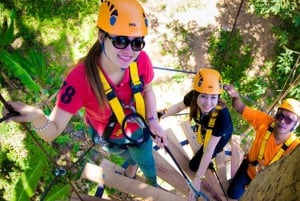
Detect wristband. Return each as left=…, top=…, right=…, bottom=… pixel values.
left=31, top=116, right=50, bottom=132
left=147, top=115, right=158, bottom=122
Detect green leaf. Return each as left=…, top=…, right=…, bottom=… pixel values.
left=0, top=9, right=15, bottom=46
left=45, top=185, right=70, bottom=201
left=13, top=161, right=44, bottom=201
left=0, top=49, right=40, bottom=92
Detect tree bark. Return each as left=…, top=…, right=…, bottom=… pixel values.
left=241, top=145, right=300, bottom=201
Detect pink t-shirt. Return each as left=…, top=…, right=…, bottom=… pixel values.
left=56, top=51, right=154, bottom=138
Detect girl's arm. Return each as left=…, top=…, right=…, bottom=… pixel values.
left=7, top=102, right=72, bottom=142
left=188, top=136, right=221, bottom=200
left=143, top=83, right=167, bottom=147
left=224, top=84, right=245, bottom=114
left=195, top=136, right=221, bottom=178
left=161, top=101, right=187, bottom=119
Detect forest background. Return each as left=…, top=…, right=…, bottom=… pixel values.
left=0, top=0, right=299, bottom=200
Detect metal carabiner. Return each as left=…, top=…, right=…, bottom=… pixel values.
left=255, top=163, right=265, bottom=174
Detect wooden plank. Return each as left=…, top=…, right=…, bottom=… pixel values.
left=230, top=135, right=243, bottom=178
left=203, top=169, right=227, bottom=201
left=153, top=151, right=188, bottom=196
left=70, top=193, right=112, bottom=201
left=100, top=158, right=147, bottom=183
left=81, top=161, right=105, bottom=184
left=100, top=156, right=188, bottom=196
left=162, top=128, right=195, bottom=180
left=215, top=150, right=229, bottom=192
left=180, top=121, right=200, bottom=154
left=82, top=161, right=186, bottom=201
left=170, top=123, right=194, bottom=159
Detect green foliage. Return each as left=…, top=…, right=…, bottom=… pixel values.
left=276, top=50, right=294, bottom=74
left=208, top=30, right=252, bottom=86
left=55, top=135, right=73, bottom=146
left=249, top=0, right=299, bottom=19
left=293, top=15, right=300, bottom=27
left=0, top=9, right=15, bottom=47
left=13, top=161, right=44, bottom=200
left=172, top=73, right=186, bottom=83
left=0, top=49, right=41, bottom=93
left=44, top=185, right=70, bottom=201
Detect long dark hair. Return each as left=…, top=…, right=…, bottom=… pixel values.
left=189, top=90, right=226, bottom=121
left=82, top=30, right=108, bottom=109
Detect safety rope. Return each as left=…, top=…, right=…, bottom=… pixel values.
left=219, top=0, right=246, bottom=72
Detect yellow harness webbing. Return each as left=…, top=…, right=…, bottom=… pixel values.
left=197, top=105, right=223, bottom=148
left=257, top=122, right=297, bottom=165
left=130, top=62, right=146, bottom=119
left=98, top=62, right=145, bottom=128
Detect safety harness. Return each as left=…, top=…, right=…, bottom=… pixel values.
left=196, top=104, right=223, bottom=148
left=91, top=62, right=148, bottom=147
left=248, top=122, right=298, bottom=173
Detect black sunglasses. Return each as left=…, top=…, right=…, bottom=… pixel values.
left=106, top=35, right=145, bottom=51
left=275, top=112, right=297, bottom=125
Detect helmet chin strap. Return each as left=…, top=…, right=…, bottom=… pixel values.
left=290, top=120, right=299, bottom=132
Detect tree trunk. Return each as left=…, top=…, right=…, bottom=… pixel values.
left=241, top=145, right=300, bottom=201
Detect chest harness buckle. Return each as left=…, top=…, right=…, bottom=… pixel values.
left=194, top=104, right=223, bottom=148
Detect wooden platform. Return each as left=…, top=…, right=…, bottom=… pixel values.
left=80, top=120, right=243, bottom=201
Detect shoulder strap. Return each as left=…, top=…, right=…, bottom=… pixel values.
left=98, top=62, right=146, bottom=127
left=129, top=62, right=146, bottom=119
left=258, top=122, right=298, bottom=165
left=258, top=122, right=274, bottom=161
left=98, top=69, right=125, bottom=126
left=270, top=134, right=297, bottom=165
left=197, top=104, right=223, bottom=148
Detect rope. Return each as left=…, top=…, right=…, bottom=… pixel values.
left=219, top=0, right=246, bottom=72
left=164, top=146, right=210, bottom=201
left=153, top=66, right=196, bottom=74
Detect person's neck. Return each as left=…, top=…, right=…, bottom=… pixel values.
left=99, top=54, right=126, bottom=86
left=99, top=54, right=119, bottom=73
left=274, top=131, right=291, bottom=145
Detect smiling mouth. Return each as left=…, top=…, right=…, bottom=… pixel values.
left=119, top=55, right=132, bottom=62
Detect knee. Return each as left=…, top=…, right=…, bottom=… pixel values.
left=227, top=183, right=245, bottom=199
left=189, top=160, right=198, bottom=172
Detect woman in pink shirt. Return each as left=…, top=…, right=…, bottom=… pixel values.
left=5, top=0, right=167, bottom=187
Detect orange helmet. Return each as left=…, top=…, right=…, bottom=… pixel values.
left=193, top=68, right=223, bottom=94
left=278, top=98, right=300, bottom=117
left=97, top=0, right=148, bottom=36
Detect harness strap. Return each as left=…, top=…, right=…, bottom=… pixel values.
left=130, top=62, right=145, bottom=119
left=258, top=122, right=274, bottom=161
left=250, top=122, right=297, bottom=166
left=197, top=104, right=223, bottom=148
left=270, top=134, right=297, bottom=165
left=99, top=69, right=125, bottom=127
left=98, top=62, right=145, bottom=138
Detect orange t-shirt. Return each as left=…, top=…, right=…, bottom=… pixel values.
left=242, top=106, right=299, bottom=179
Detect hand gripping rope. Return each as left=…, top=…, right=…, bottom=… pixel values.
left=0, top=94, right=19, bottom=123
left=125, top=112, right=210, bottom=201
